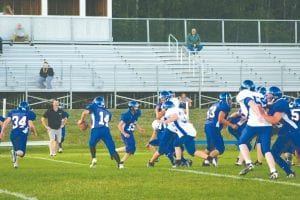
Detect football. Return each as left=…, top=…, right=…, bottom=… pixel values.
left=78, top=120, right=89, bottom=131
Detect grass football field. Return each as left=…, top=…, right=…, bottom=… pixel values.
left=0, top=109, right=300, bottom=200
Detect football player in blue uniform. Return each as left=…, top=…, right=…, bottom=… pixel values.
left=78, top=97, right=121, bottom=168
left=227, top=109, right=249, bottom=166
left=147, top=91, right=170, bottom=155
left=291, top=98, right=300, bottom=165
left=116, top=101, right=145, bottom=168
left=0, top=115, right=5, bottom=133
left=0, top=102, right=37, bottom=168
left=260, top=87, right=300, bottom=177
left=236, top=80, right=278, bottom=179
left=203, top=92, right=238, bottom=167
left=58, top=111, right=69, bottom=153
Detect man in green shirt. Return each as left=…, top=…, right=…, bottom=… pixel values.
left=2, top=5, right=14, bottom=15
left=186, top=28, right=203, bottom=52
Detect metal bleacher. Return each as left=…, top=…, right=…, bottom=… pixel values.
left=1, top=44, right=300, bottom=93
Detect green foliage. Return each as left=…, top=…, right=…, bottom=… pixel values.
left=112, top=0, right=300, bottom=43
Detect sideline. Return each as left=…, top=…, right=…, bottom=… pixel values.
left=0, top=189, right=38, bottom=200
left=171, top=168, right=300, bottom=187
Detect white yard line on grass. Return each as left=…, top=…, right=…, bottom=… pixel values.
left=26, top=156, right=87, bottom=166
left=0, top=189, right=38, bottom=200
left=171, top=168, right=300, bottom=187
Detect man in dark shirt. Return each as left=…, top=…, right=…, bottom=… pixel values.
left=41, top=99, right=66, bottom=156
left=38, top=61, right=54, bottom=89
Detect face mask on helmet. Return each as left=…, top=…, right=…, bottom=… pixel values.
left=219, top=92, right=232, bottom=106
left=18, top=101, right=30, bottom=111
left=266, top=86, right=282, bottom=103
left=93, top=97, right=105, bottom=107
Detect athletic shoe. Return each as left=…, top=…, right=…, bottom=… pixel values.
left=239, top=163, right=254, bottom=176
left=58, top=148, right=63, bottom=153
left=287, top=172, right=295, bottom=178
left=183, top=159, right=193, bottom=167
left=90, top=158, right=97, bottom=168
left=269, top=171, right=278, bottom=179
left=118, top=162, right=124, bottom=169
left=254, top=160, right=262, bottom=166
left=147, top=161, right=154, bottom=167
left=13, top=162, right=18, bottom=168
left=212, top=158, right=218, bottom=167
left=11, top=150, right=16, bottom=163
left=202, top=159, right=210, bottom=167
left=174, top=160, right=182, bottom=167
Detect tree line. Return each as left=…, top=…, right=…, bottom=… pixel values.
left=112, top=0, right=300, bottom=43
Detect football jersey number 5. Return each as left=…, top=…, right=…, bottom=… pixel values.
left=12, top=115, right=27, bottom=129
left=291, top=109, right=300, bottom=121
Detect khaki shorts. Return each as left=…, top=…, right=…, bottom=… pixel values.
left=48, top=128, right=62, bottom=143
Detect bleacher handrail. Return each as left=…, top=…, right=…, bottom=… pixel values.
left=168, top=34, right=179, bottom=59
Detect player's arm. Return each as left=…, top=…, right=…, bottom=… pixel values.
left=29, top=120, right=37, bottom=137
left=261, top=111, right=284, bottom=125
left=78, top=110, right=89, bottom=124
left=218, top=111, right=238, bottom=129
left=155, top=106, right=165, bottom=119
left=161, top=113, right=178, bottom=124
left=41, top=117, right=50, bottom=130
left=118, top=120, right=130, bottom=138
left=0, top=117, right=11, bottom=140
left=247, top=99, right=263, bottom=117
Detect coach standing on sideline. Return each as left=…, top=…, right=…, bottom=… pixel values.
left=42, top=99, right=67, bottom=156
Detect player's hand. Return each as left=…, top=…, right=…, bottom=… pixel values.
left=139, top=128, right=145, bottom=134
left=231, top=124, right=239, bottom=130
left=123, top=133, right=130, bottom=138
left=77, top=119, right=83, bottom=125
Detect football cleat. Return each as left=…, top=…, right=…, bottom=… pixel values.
left=58, top=148, right=63, bottom=153
left=254, top=160, right=262, bottom=166
left=90, top=158, right=97, bottom=168
left=174, top=160, right=182, bottom=167
left=147, top=161, right=154, bottom=167
left=287, top=172, right=295, bottom=178
left=202, top=159, right=210, bottom=167
left=269, top=171, right=278, bottom=179
left=239, top=163, right=254, bottom=176
left=212, top=158, right=218, bottom=167
left=183, top=159, right=193, bottom=167
left=118, top=162, right=124, bottom=169
left=13, top=162, right=18, bottom=169
left=11, top=150, right=16, bottom=163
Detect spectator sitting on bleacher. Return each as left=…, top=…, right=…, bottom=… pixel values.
left=178, top=92, right=192, bottom=108
left=2, top=4, right=14, bottom=15
left=186, top=28, right=203, bottom=53
left=11, top=23, right=32, bottom=45
left=38, top=61, right=54, bottom=89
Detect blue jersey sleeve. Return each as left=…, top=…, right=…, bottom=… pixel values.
left=0, top=116, right=4, bottom=122
left=219, top=102, right=231, bottom=113
left=86, top=104, right=95, bottom=113
left=121, top=112, right=130, bottom=123
left=8, top=111, right=13, bottom=119
left=28, top=111, right=36, bottom=121
left=64, top=112, right=69, bottom=119
left=273, top=99, right=289, bottom=113
left=244, top=97, right=253, bottom=106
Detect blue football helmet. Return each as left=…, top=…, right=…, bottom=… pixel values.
left=256, top=86, right=267, bottom=96
left=267, top=86, right=283, bottom=100
left=293, top=98, right=300, bottom=108
left=18, top=101, right=30, bottom=111
left=240, top=80, right=255, bottom=91
left=159, top=91, right=171, bottom=100
left=93, top=96, right=105, bottom=107
left=163, top=101, right=175, bottom=110
left=128, top=101, right=139, bottom=110
left=219, top=92, right=232, bottom=106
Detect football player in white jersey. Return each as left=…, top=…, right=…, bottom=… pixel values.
left=236, top=80, right=278, bottom=179
left=156, top=101, right=209, bottom=167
